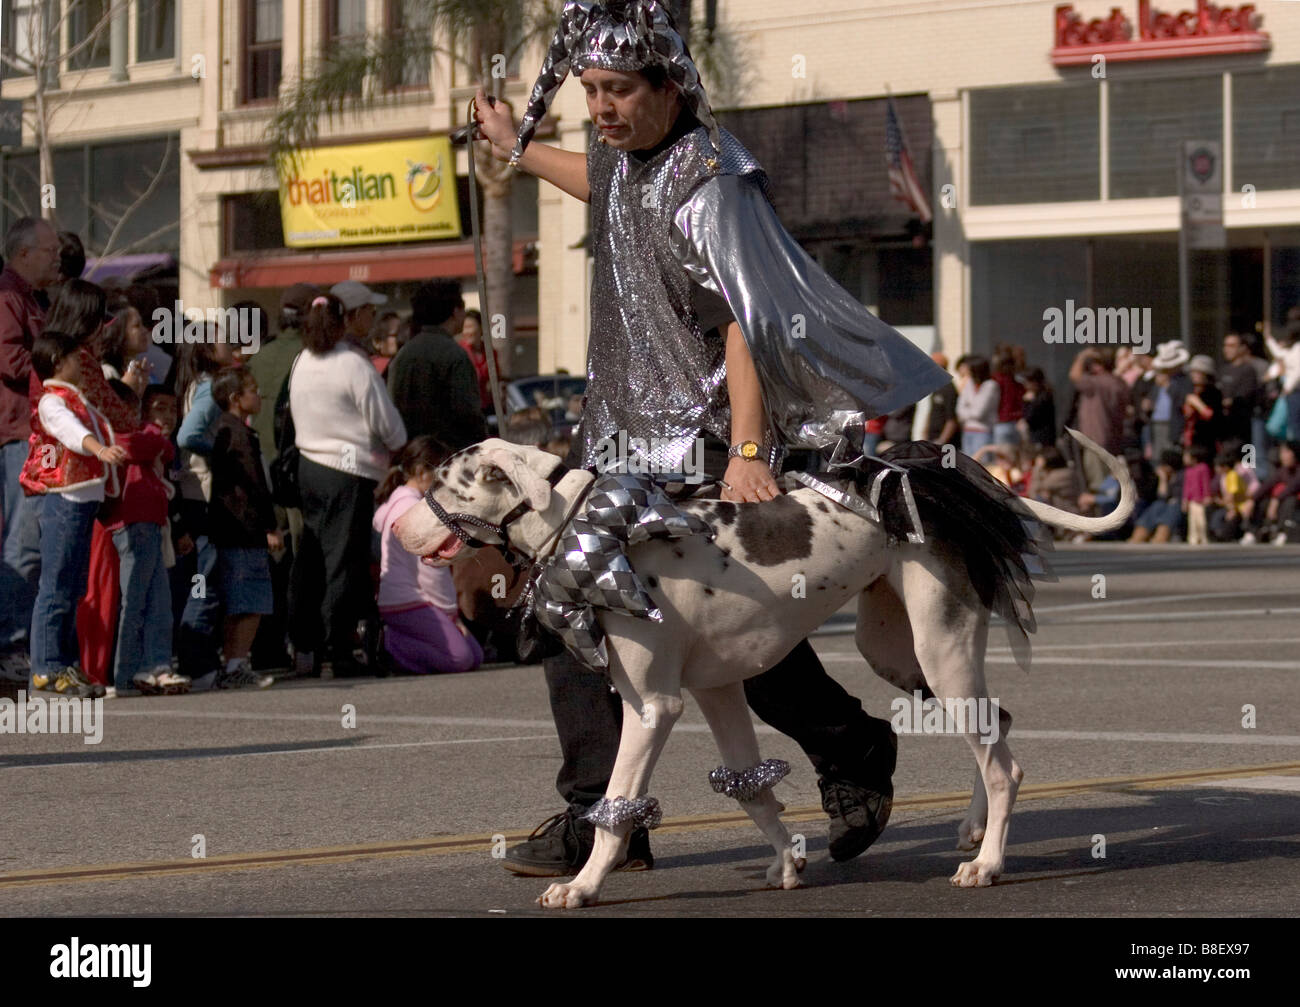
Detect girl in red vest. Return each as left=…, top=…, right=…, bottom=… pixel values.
left=20, top=331, right=126, bottom=698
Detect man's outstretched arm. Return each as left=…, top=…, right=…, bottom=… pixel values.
left=724, top=321, right=780, bottom=503
left=475, top=87, right=590, bottom=203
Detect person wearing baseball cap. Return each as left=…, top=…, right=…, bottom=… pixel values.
left=330, top=281, right=387, bottom=348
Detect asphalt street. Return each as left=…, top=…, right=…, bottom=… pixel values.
left=2, top=544, right=1298, bottom=918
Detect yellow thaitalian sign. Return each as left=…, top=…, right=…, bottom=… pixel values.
left=276, top=137, right=462, bottom=248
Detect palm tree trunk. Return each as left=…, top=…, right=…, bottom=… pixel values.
left=480, top=162, right=515, bottom=378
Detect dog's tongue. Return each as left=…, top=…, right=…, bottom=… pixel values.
left=435, top=536, right=463, bottom=560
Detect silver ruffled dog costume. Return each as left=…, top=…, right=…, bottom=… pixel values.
left=533, top=471, right=713, bottom=672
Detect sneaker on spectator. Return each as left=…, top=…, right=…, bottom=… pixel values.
left=1240, top=531, right=1256, bottom=545
left=35, top=666, right=104, bottom=699
left=106, top=685, right=141, bottom=699
left=1273, top=532, right=1288, bottom=546
left=0, top=648, right=30, bottom=683
left=190, top=669, right=221, bottom=692
left=218, top=660, right=273, bottom=690
left=134, top=668, right=192, bottom=696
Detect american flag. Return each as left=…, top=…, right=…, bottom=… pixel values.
left=885, top=96, right=932, bottom=224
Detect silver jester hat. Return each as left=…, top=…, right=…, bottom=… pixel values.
left=509, top=0, right=723, bottom=167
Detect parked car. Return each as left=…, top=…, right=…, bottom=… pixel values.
left=487, top=374, right=587, bottom=439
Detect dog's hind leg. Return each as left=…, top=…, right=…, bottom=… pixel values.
left=957, top=704, right=1012, bottom=851
left=891, top=554, right=1023, bottom=888
left=855, top=579, right=1014, bottom=853
left=690, top=682, right=802, bottom=890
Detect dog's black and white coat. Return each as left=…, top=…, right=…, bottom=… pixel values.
left=394, top=433, right=1135, bottom=908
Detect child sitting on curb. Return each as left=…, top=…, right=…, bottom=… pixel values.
left=372, top=436, right=484, bottom=674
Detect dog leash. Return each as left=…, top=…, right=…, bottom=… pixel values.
left=450, top=93, right=507, bottom=425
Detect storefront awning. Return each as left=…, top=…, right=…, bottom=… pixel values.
left=84, top=253, right=177, bottom=281
left=210, top=239, right=533, bottom=290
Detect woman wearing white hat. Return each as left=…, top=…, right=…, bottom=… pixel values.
left=1182, top=355, right=1223, bottom=452
left=1139, top=341, right=1191, bottom=460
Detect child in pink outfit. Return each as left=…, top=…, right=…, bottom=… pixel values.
left=373, top=436, right=483, bottom=673
left=1182, top=443, right=1214, bottom=544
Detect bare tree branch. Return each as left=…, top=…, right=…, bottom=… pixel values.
left=91, top=135, right=177, bottom=258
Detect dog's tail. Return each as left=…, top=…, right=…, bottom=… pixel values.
left=1008, top=428, right=1137, bottom=535
left=867, top=442, right=1044, bottom=652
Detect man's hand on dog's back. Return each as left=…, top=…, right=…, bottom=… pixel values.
left=720, top=455, right=781, bottom=503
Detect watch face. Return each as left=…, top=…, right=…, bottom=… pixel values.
left=741, top=441, right=759, bottom=459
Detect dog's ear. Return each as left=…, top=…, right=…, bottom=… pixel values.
left=476, top=446, right=552, bottom=511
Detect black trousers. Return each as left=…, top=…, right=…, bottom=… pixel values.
left=544, top=641, right=892, bottom=812
left=542, top=438, right=892, bottom=811
left=291, top=457, right=377, bottom=657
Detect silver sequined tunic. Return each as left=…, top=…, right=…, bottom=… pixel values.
left=579, top=126, right=768, bottom=471
left=579, top=123, right=950, bottom=473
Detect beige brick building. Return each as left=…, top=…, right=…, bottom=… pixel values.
left=5, top=0, right=1298, bottom=401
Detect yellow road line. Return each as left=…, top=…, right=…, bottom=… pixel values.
left=3, top=761, right=1297, bottom=890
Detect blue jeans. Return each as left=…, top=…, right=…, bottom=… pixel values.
left=1250, top=416, right=1270, bottom=481
left=1135, top=499, right=1183, bottom=534
left=30, top=493, right=98, bottom=675
left=112, top=522, right=173, bottom=688
left=962, top=429, right=992, bottom=458
left=0, top=440, right=40, bottom=649
left=178, top=529, right=222, bottom=676
left=993, top=421, right=1020, bottom=447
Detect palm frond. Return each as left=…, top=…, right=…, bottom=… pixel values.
left=268, top=31, right=437, bottom=172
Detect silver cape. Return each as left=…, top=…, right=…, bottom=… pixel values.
left=579, top=121, right=952, bottom=471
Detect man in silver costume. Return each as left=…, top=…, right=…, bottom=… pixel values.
left=472, top=0, right=950, bottom=876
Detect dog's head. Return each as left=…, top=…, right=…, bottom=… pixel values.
left=392, top=438, right=560, bottom=566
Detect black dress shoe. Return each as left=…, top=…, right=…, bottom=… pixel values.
left=501, top=810, right=654, bottom=877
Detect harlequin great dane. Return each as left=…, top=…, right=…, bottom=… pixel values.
left=393, top=432, right=1135, bottom=908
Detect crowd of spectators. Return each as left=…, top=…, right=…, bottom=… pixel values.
left=3, top=210, right=1297, bottom=697
left=0, top=213, right=535, bottom=697
left=888, top=326, right=1300, bottom=545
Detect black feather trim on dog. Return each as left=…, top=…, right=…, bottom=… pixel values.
left=832, top=442, right=1053, bottom=645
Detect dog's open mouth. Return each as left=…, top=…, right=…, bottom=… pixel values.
left=421, top=532, right=463, bottom=566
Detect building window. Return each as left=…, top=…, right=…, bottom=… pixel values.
left=6, top=0, right=44, bottom=69
left=386, top=0, right=430, bottom=89
left=1109, top=76, right=1221, bottom=199
left=68, top=0, right=111, bottom=70
left=1233, top=67, right=1300, bottom=194
left=137, top=0, right=175, bottom=62
left=325, top=0, right=366, bottom=95
left=89, top=136, right=180, bottom=252
left=223, top=192, right=285, bottom=253
left=244, top=0, right=282, bottom=102
left=970, top=85, right=1100, bottom=205
left=327, top=0, right=367, bottom=43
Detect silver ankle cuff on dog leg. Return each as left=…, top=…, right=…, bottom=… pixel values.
left=709, top=759, right=791, bottom=801
left=583, top=796, right=663, bottom=830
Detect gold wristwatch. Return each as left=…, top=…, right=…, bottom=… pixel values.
left=727, top=440, right=765, bottom=461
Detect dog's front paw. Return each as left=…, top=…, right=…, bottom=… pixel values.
left=538, top=882, right=597, bottom=909
left=950, top=858, right=1001, bottom=888
left=956, top=818, right=986, bottom=851
left=765, top=851, right=802, bottom=890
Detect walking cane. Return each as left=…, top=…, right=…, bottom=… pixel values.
left=450, top=94, right=508, bottom=428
